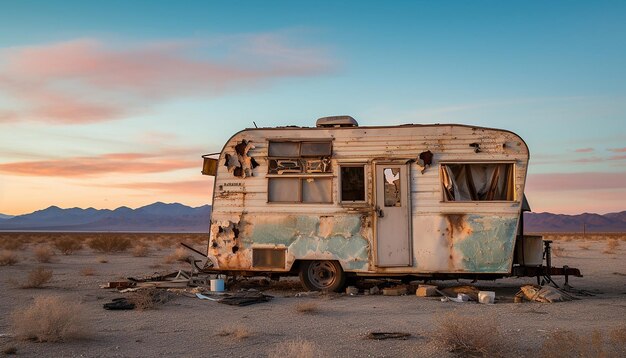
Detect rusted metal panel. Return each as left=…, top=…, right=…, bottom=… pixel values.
left=208, top=124, right=529, bottom=275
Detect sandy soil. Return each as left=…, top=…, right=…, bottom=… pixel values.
left=0, top=234, right=625, bottom=357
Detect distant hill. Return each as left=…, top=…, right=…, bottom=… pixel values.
left=1, top=203, right=623, bottom=233
left=0, top=202, right=211, bottom=232
left=0, top=214, right=14, bottom=220
left=524, top=211, right=626, bottom=233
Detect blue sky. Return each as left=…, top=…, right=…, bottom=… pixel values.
left=0, top=1, right=625, bottom=214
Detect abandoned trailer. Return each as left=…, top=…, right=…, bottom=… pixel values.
left=200, top=116, right=580, bottom=291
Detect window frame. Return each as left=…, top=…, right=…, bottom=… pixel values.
left=266, top=139, right=335, bottom=204
left=338, top=164, right=368, bottom=205
left=439, top=161, right=517, bottom=203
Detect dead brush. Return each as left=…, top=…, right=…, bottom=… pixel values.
left=132, top=243, right=150, bottom=257
left=295, top=302, right=319, bottom=314
left=431, top=312, right=503, bottom=357
left=0, top=250, right=19, bottom=266
left=577, top=242, right=591, bottom=250
left=551, top=246, right=566, bottom=257
left=88, top=236, right=131, bottom=253
left=33, top=245, right=55, bottom=263
left=0, top=237, right=24, bottom=250
left=269, top=339, right=318, bottom=358
left=53, top=237, right=82, bottom=255
left=164, top=247, right=190, bottom=264
left=610, top=325, right=626, bottom=345
left=541, top=329, right=605, bottom=358
left=216, top=325, right=251, bottom=340
left=11, top=295, right=88, bottom=342
left=128, top=288, right=172, bottom=310
left=603, top=239, right=620, bottom=254
left=20, top=267, right=53, bottom=288
left=80, top=267, right=96, bottom=276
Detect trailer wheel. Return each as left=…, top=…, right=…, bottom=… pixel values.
left=299, top=260, right=345, bottom=292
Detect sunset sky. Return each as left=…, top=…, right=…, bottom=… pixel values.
left=1, top=1, right=625, bottom=215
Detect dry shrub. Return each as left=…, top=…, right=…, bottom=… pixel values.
left=217, top=325, right=251, bottom=340
left=96, top=256, right=108, bottom=263
left=88, top=236, right=131, bottom=253
left=80, top=267, right=96, bottom=276
left=0, top=250, right=18, bottom=266
left=561, top=236, right=573, bottom=242
left=610, top=325, right=626, bottom=345
left=0, top=237, right=24, bottom=250
left=164, top=247, right=190, bottom=264
left=132, top=244, right=149, bottom=257
left=21, top=267, right=53, bottom=288
left=603, top=239, right=620, bottom=254
left=551, top=246, right=565, bottom=257
left=34, top=245, right=55, bottom=263
left=295, top=302, right=319, bottom=314
left=2, top=345, right=17, bottom=354
left=431, top=312, right=503, bottom=357
left=577, top=242, right=591, bottom=250
left=53, top=237, right=82, bottom=255
left=269, top=339, right=318, bottom=358
left=128, top=288, right=172, bottom=310
left=11, top=295, right=88, bottom=342
left=157, top=236, right=175, bottom=248
left=541, top=330, right=605, bottom=358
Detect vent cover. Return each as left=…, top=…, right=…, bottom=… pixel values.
left=316, top=115, right=358, bottom=128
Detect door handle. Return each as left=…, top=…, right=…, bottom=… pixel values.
left=375, top=205, right=384, bottom=218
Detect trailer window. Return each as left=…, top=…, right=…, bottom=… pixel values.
left=268, top=141, right=332, bottom=174
left=302, top=178, right=332, bottom=203
left=340, top=166, right=365, bottom=202
left=441, top=163, right=514, bottom=201
left=268, top=177, right=332, bottom=203
left=268, top=178, right=300, bottom=202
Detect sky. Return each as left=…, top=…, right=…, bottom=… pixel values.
left=0, top=0, right=625, bottom=215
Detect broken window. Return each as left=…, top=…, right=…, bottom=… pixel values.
left=267, top=141, right=332, bottom=174
left=268, top=177, right=332, bottom=203
left=441, top=163, right=515, bottom=202
left=383, top=168, right=401, bottom=207
left=340, top=166, right=365, bottom=202
left=267, top=140, right=333, bottom=204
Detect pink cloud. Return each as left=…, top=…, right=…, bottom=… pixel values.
left=608, top=147, right=626, bottom=153
left=608, top=155, right=626, bottom=161
left=0, top=36, right=334, bottom=124
left=526, top=172, right=626, bottom=192
left=0, top=150, right=199, bottom=177
left=574, top=147, right=594, bottom=153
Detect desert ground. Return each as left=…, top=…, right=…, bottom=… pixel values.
left=0, top=232, right=625, bottom=357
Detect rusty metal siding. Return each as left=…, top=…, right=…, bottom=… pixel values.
left=208, top=124, right=528, bottom=275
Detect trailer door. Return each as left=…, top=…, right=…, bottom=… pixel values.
left=375, top=163, right=411, bottom=267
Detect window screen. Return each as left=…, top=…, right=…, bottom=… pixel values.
left=441, top=163, right=514, bottom=201
left=341, top=166, right=365, bottom=202
left=268, top=178, right=300, bottom=202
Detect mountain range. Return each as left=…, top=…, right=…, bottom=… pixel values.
left=0, top=203, right=624, bottom=232
left=0, top=202, right=211, bottom=232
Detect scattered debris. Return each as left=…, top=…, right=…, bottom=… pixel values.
left=439, top=285, right=480, bottom=301
left=517, top=285, right=578, bottom=303
left=478, top=291, right=495, bottom=304
left=367, top=332, right=411, bottom=340
left=383, top=286, right=407, bottom=296
left=415, top=284, right=438, bottom=297
left=346, top=286, right=359, bottom=295
left=196, top=291, right=273, bottom=306
left=440, top=293, right=471, bottom=303
left=103, top=298, right=135, bottom=310
left=369, top=286, right=380, bottom=295
left=295, top=291, right=321, bottom=298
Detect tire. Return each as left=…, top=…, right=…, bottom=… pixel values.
left=299, top=260, right=345, bottom=292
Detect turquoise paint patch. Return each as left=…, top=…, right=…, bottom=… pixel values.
left=456, top=215, right=517, bottom=272
left=247, top=215, right=370, bottom=271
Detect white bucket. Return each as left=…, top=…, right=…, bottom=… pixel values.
left=478, top=291, right=495, bottom=304
left=210, top=279, right=225, bottom=292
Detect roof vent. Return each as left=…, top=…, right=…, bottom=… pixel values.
left=316, top=115, right=358, bottom=128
